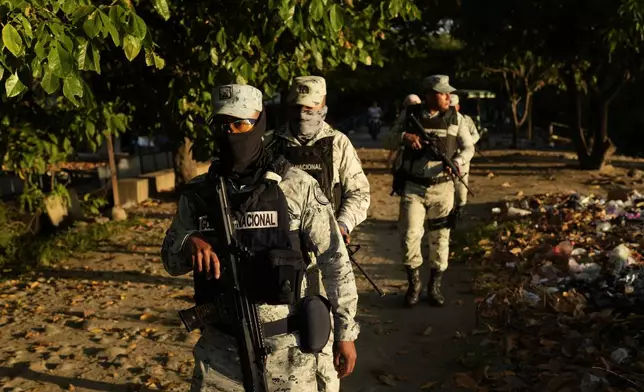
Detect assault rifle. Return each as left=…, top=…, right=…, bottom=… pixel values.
left=407, top=112, right=475, bottom=197
left=347, top=244, right=385, bottom=297
left=178, top=177, right=269, bottom=392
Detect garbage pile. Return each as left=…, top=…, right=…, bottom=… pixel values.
left=472, top=189, right=644, bottom=391
left=484, top=189, right=644, bottom=312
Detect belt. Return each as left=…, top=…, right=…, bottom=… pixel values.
left=263, top=314, right=300, bottom=337
left=405, top=175, right=451, bottom=187
left=212, top=314, right=300, bottom=338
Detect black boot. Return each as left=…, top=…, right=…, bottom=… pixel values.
left=404, top=266, right=422, bottom=308
left=428, top=269, right=445, bottom=307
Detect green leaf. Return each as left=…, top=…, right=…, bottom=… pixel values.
left=17, top=15, right=33, bottom=39
left=153, top=0, right=171, bottom=20
left=83, top=12, right=102, bottom=39
left=63, top=74, right=83, bottom=106
left=0, top=66, right=4, bottom=81
left=91, top=43, right=101, bottom=74
left=5, top=73, right=25, bottom=98
left=210, top=48, right=218, bottom=65
left=277, top=61, right=288, bottom=80
left=309, top=0, right=324, bottom=21
left=41, top=68, right=60, bottom=94
left=86, top=121, right=96, bottom=137
left=216, top=29, right=227, bottom=51
left=279, top=0, right=295, bottom=21
left=71, top=5, right=94, bottom=22
left=153, top=52, right=165, bottom=69
left=314, top=51, right=323, bottom=70
left=129, top=13, right=147, bottom=39
left=329, top=4, right=344, bottom=32
left=31, top=56, right=42, bottom=78
left=48, top=42, right=73, bottom=78
left=100, top=12, right=120, bottom=46
left=2, top=24, right=23, bottom=57
left=123, top=35, right=142, bottom=61
left=34, top=35, right=48, bottom=59
left=76, top=39, right=94, bottom=71
left=62, top=0, right=78, bottom=15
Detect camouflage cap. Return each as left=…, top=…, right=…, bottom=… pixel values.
left=287, top=76, right=327, bottom=107
left=212, top=84, right=263, bottom=118
left=449, top=94, right=460, bottom=106
left=423, top=74, right=456, bottom=94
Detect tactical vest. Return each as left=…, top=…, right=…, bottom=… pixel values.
left=186, top=163, right=305, bottom=308
left=417, top=109, right=458, bottom=159
left=278, top=136, right=342, bottom=215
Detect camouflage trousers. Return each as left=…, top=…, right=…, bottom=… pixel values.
left=399, top=180, right=455, bottom=271
left=190, top=326, right=339, bottom=392
left=454, top=162, right=470, bottom=207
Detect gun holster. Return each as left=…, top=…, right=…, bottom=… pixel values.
left=261, top=295, right=332, bottom=354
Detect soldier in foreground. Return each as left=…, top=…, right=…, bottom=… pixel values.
left=450, top=94, right=480, bottom=209
left=391, top=75, right=474, bottom=308
left=161, top=84, right=359, bottom=391
left=269, top=76, right=370, bottom=246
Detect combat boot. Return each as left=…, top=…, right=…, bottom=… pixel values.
left=427, top=269, right=445, bottom=307
left=404, top=266, right=422, bottom=308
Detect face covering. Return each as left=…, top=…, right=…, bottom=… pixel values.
left=216, top=111, right=267, bottom=175
left=289, top=106, right=328, bottom=144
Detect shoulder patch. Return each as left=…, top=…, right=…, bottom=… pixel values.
left=313, top=184, right=330, bottom=206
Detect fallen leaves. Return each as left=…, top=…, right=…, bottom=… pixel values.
left=454, top=373, right=479, bottom=390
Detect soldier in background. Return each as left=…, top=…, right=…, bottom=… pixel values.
left=386, top=94, right=422, bottom=167
left=269, top=76, right=370, bottom=246
left=162, top=84, right=359, bottom=392
left=391, top=75, right=474, bottom=308
left=450, top=93, right=480, bottom=210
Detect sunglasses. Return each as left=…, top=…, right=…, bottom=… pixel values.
left=212, top=118, right=258, bottom=134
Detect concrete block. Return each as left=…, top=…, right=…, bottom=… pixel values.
left=141, top=169, right=176, bottom=195
left=117, top=155, right=141, bottom=178
left=44, top=195, right=69, bottom=227
left=117, top=178, right=149, bottom=207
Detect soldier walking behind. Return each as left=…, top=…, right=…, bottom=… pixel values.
left=391, top=75, right=474, bottom=308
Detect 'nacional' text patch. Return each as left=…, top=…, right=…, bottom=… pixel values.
left=235, top=211, right=278, bottom=230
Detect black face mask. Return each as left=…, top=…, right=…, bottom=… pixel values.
left=215, top=111, right=266, bottom=175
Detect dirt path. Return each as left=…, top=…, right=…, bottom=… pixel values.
left=1, top=130, right=642, bottom=392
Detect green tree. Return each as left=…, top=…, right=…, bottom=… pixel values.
left=0, top=0, right=167, bottom=210
left=121, top=0, right=421, bottom=184
left=454, top=0, right=558, bottom=148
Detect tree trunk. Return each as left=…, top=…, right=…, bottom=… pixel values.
left=174, top=137, right=198, bottom=185
left=510, top=100, right=519, bottom=149
left=527, top=98, right=533, bottom=141
left=585, top=98, right=614, bottom=169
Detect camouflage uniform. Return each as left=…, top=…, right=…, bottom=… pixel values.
left=266, top=76, right=370, bottom=296
left=161, top=84, right=360, bottom=392
left=450, top=94, right=480, bottom=207
left=392, top=75, right=474, bottom=307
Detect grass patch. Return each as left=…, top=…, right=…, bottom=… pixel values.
left=0, top=202, right=137, bottom=276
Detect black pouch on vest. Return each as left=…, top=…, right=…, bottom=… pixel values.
left=266, top=248, right=304, bottom=305
left=298, top=295, right=332, bottom=354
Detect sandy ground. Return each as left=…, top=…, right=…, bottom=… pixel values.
left=1, top=128, right=643, bottom=392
